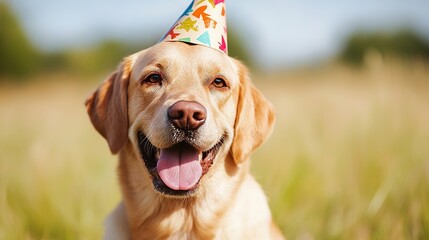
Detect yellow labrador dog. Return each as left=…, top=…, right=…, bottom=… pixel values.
left=86, top=41, right=284, bottom=239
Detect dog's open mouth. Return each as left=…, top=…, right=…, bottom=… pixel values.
left=137, top=131, right=224, bottom=196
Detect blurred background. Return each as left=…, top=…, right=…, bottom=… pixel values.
left=1, top=0, right=428, bottom=239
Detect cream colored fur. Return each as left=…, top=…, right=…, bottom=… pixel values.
left=86, top=42, right=284, bottom=240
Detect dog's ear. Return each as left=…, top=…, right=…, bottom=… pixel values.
left=231, top=61, right=275, bottom=164
left=85, top=58, right=132, bottom=154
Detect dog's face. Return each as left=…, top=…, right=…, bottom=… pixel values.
left=129, top=42, right=238, bottom=196
left=86, top=42, right=274, bottom=198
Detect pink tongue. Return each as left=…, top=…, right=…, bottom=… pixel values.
left=157, top=144, right=202, bottom=191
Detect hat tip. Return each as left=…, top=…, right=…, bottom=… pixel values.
left=160, top=0, right=228, bottom=54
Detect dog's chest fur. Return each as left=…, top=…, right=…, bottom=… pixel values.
left=116, top=145, right=260, bottom=240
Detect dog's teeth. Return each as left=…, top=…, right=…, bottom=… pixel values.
left=155, top=149, right=160, bottom=159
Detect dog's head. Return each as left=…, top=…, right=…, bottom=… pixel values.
left=86, top=42, right=275, bottom=197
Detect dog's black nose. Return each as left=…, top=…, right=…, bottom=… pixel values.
left=168, top=101, right=207, bottom=130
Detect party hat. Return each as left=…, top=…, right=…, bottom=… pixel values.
left=161, top=0, right=228, bottom=54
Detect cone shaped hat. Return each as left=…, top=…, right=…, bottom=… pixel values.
left=161, top=0, right=228, bottom=54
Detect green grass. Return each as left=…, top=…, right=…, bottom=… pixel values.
left=0, top=81, right=120, bottom=239
left=1, top=63, right=428, bottom=239
left=252, top=62, right=429, bottom=239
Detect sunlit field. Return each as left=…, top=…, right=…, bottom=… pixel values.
left=1, top=62, right=428, bottom=239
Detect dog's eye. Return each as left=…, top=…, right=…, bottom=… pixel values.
left=143, top=74, right=163, bottom=85
left=211, top=78, right=227, bottom=89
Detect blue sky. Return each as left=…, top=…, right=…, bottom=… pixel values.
left=7, top=0, right=429, bottom=68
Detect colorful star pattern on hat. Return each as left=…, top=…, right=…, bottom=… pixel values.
left=161, top=0, right=228, bottom=54
left=177, top=17, right=198, bottom=32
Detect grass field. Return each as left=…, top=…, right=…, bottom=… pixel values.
left=1, top=62, right=428, bottom=239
